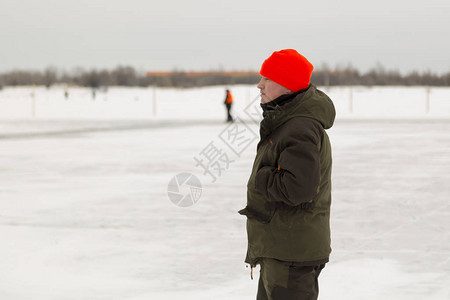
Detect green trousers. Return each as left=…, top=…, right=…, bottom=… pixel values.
left=256, top=258, right=325, bottom=300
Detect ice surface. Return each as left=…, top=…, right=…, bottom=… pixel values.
left=0, top=86, right=449, bottom=299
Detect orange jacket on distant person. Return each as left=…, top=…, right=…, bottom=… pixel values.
left=225, top=90, right=233, bottom=104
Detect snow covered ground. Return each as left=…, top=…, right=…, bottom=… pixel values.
left=1, top=85, right=450, bottom=121
left=0, top=85, right=449, bottom=299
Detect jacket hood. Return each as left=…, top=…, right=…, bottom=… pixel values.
left=260, top=85, right=336, bottom=136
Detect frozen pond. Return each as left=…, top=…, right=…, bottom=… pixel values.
left=0, top=118, right=449, bottom=299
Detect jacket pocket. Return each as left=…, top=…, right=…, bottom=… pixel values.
left=238, top=206, right=273, bottom=223
left=243, top=210, right=277, bottom=257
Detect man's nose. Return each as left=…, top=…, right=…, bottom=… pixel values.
left=257, top=79, right=264, bottom=89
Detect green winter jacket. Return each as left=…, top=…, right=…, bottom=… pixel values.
left=239, top=85, right=336, bottom=266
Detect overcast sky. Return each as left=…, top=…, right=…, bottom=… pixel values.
left=1, top=0, right=449, bottom=74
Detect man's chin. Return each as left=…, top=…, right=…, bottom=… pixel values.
left=260, top=96, right=271, bottom=104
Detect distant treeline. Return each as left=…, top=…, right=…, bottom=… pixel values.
left=1, top=65, right=450, bottom=88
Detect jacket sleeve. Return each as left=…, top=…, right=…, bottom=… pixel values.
left=254, top=122, right=321, bottom=206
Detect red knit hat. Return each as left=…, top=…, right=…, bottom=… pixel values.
left=260, top=49, right=314, bottom=92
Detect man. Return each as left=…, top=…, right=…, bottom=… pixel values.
left=239, top=49, right=335, bottom=300
left=224, top=89, right=234, bottom=122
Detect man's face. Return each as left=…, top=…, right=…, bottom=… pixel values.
left=257, top=77, right=292, bottom=104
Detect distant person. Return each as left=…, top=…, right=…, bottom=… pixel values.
left=224, top=89, right=233, bottom=122
left=239, top=49, right=335, bottom=300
